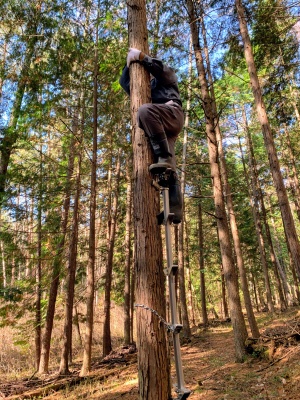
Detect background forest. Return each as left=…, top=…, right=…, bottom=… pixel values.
left=1, top=0, right=300, bottom=391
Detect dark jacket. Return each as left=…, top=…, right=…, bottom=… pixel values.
left=119, top=55, right=182, bottom=106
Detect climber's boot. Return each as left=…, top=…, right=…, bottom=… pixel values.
left=157, top=176, right=183, bottom=225
left=149, top=138, right=175, bottom=174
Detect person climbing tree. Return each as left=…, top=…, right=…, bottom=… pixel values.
left=120, top=48, right=184, bottom=224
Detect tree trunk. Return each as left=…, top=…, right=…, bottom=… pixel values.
left=103, top=151, right=121, bottom=357
left=236, top=0, right=300, bottom=280
left=258, top=189, right=286, bottom=310
left=290, top=254, right=300, bottom=304
left=197, top=195, right=208, bottom=325
left=127, top=1, right=170, bottom=397
left=186, top=0, right=248, bottom=361
left=178, top=202, right=190, bottom=335
left=59, top=130, right=82, bottom=374
left=267, top=194, right=294, bottom=305
left=178, top=45, right=191, bottom=336
left=35, top=145, right=43, bottom=370
left=250, top=269, right=260, bottom=312
left=289, top=83, right=300, bottom=123
left=80, top=31, right=98, bottom=376
left=0, top=236, right=6, bottom=288
left=284, top=125, right=300, bottom=222
left=220, top=267, right=229, bottom=320
left=124, top=160, right=133, bottom=345
left=130, top=252, right=135, bottom=344
left=0, top=39, right=7, bottom=102
left=185, top=221, right=195, bottom=326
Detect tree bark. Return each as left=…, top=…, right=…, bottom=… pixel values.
left=185, top=220, right=195, bottom=326
left=220, top=266, right=229, bottom=319
left=284, top=125, right=300, bottom=222
left=0, top=236, right=6, bottom=288
left=127, top=1, right=170, bottom=397
left=103, top=150, right=121, bottom=357
left=266, top=194, right=294, bottom=305
left=124, top=160, right=133, bottom=345
left=197, top=193, right=208, bottom=325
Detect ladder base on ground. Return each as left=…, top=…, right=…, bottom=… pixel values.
left=175, top=388, right=192, bottom=400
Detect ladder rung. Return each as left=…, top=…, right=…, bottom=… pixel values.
left=163, top=213, right=174, bottom=225
left=170, top=324, right=183, bottom=334
left=172, top=265, right=178, bottom=274
left=163, top=265, right=178, bottom=276
left=167, top=212, right=175, bottom=221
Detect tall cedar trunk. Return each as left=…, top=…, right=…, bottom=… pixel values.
left=80, top=34, right=98, bottom=376
left=130, top=252, right=135, bottom=344
left=200, top=11, right=259, bottom=338
left=178, top=192, right=190, bottom=336
left=250, top=270, right=260, bottom=312
left=262, top=215, right=286, bottom=310
left=289, top=83, right=300, bottom=123
left=257, top=180, right=286, bottom=309
left=38, top=135, right=74, bottom=374
left=198, top=192, right=208, bottom=325
left=35, top=145, right=43, bottom=370
left=185, top=221, right=196, bottom=326
left=186, top=0, right=248, bottom=361
left=124, top=160, right=133, bottom=345
left=236, top=0, right=300, bottom=280
left=59, top=165, right=81, bottom=374
left=178, top=42, right=192, bottom=338
left=238, top=119, right=274, bottom=312
left=73, top=306, right=82, bottom=348
left=127, top=1, right=170, bottom=398
left=0, top=40, right=7, bottom=102
left=0, top=14, right=39, bottom=194
left=267, top=195, right=294, bottom=305
left=221, top=267, right=229, bottom=319
left=290, top=255, right=300, bottom=303
left=103, top=151, right=121, bottom=357
left=59, top=107, right=83, bottom=374
left=284, top=126, right=300, bottom=222
left=0, top=236, right=6, bottom=288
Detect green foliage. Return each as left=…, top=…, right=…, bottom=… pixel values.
left=0, top=287, right=22, bottom=302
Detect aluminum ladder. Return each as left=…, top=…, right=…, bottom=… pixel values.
left=153, top=170, right=191, bottom=400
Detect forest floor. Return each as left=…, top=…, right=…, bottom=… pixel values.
left=1, top=307, right=300, bottom=400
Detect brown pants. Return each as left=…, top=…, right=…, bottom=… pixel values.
left=137, top=101, right=184, bottom=170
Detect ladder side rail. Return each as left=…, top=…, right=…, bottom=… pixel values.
left=161, top=184, right=190, bottom=398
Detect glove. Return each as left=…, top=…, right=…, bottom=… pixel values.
left=127, top=48, right=141, bottom=67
